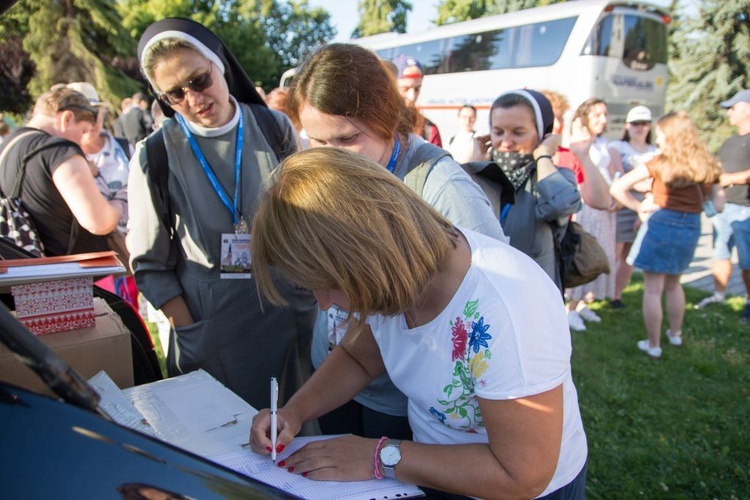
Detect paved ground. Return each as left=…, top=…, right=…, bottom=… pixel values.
left=680, top=214, right=745, bottom=297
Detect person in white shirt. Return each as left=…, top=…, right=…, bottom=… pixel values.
left=447, top=104, right=477, bottom=164
left=248, top=147, right=587, bottom=499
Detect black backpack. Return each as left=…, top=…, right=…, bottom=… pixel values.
left=143, top=104, right=296, bottom=230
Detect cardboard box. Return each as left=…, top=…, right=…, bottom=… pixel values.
left=0, top=298, right=133, bottom=396
left=11, top=277, right=95, bottom=335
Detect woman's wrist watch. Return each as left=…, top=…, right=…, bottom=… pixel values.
left=379, top=439, right=402, bottom=479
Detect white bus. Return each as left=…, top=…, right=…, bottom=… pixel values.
left=350, top=0, right=670, bottom=140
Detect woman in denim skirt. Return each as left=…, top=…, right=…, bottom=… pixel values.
left=611, top=112, right=724, bottom=358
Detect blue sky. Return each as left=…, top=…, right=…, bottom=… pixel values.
left=307, top=0, right=437, bottom=41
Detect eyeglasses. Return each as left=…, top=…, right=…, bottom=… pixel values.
left=629, top=121, right=651, bottom=127
left=159, top=66, right=214, bottom=105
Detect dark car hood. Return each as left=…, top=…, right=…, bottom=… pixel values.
left=0, top=382, right=299, bottom=499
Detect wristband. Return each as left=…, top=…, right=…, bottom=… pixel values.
left=535, top=154, right=553, bottom=162
left=373, top=436, right=388, bottom=480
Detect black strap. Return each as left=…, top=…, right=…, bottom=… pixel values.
left=115, top=136, right=132, bottom=160
left=144, top=106, right=296, bottom=230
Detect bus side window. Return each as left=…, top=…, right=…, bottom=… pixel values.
left=584, top=15, right=614, bottom=56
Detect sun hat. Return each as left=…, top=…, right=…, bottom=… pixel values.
left=626, top=105, right=652, bottom=123
left=66, top=82, right=105, bottom=107
left=720, top=89, right=750, bottom=108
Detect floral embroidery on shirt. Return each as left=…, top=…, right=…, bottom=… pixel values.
left=429, top=298, right=492, bottom=431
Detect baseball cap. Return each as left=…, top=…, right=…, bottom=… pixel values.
left=66, top=82, right=104, bottom=107
left=720, top=89, right=750, bottom=108
left=626, top=105, right=652, bottom=123
left=391, top=55, right=424, bottom=79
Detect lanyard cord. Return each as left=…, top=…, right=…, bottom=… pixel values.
left=385, top=135, right=401, bottom=173
left=176, top=112, right=245, bottom=225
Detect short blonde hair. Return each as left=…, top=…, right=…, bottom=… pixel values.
left=33, top=88, right=97, bottom=124
left=251, top=148, right=457, bottom=331
left=650, top=111, right=722, bottom=187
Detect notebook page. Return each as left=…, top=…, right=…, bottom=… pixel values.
left=213, top=435, right=424, bottom=499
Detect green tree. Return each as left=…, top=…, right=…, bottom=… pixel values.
left=435, top=0, right=563, bottom=25
left=667, top=0, right=750, bottom=152
left=352, top=0, right=412, bottom=38
left=120, top=0, right=335, bottom=89
left=0, top=0, right=141, bottom=111
left=250, top=0, right=336, bottom=85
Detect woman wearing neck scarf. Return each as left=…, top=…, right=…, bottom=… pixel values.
left=127, top=18, right=316, bottom=411
left=476, top=90, right=582, bottom=290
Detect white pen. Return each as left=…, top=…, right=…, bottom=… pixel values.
left=270, top=376, right=278, bottom=464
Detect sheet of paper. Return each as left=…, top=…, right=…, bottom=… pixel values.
left=213, top=435, right=424, bottom=500
left=88, top=371, right=156, bottom=437
left=123, top=370, right=255, bottom=449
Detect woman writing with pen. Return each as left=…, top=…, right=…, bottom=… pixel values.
left=248, top=148, right=587, bottom=499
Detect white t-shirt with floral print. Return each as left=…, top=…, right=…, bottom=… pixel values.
left=367, top=228, right=587, bottom=496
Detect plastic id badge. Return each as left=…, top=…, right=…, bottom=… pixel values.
left=220, top=233, right=252, bottom=279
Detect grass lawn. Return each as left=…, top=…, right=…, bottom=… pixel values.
left=142, top=273, right=749, bottom=497
left=575, top=273, right=749, bottom=498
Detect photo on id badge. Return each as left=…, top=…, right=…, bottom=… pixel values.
left=220, top=233, right=252, bottom=278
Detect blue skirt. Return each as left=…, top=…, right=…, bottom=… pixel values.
left=627, top=208, right=701, bottom=275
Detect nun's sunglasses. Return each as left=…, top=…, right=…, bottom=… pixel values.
left=159, top=65, right=214, bottom=105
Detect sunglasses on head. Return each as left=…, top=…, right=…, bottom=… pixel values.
left=159, top=65, right=214, bottom=105
left=629, top=121, right=650, bottom=127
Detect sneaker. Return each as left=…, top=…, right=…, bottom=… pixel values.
left=666, top=329, right=683, bottom=346
left=568, top=311, right=587, bottom=332
left=637, top=340, right=662, bottom=359
left=576, top=305, right=602, bottom=323
left=610, top=299, right=626, bottom=309
left=695, top=293, right=725, bottom=309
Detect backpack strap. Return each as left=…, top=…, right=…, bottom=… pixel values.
left=248, top=103, right=297, bottom=162
left=144, top=128, right=173, bottom=234
left=115, top=136, right=132, bottom=160
left=0, top=130, right=42, bottom=198
left=404, top=142, right=450, bottom=197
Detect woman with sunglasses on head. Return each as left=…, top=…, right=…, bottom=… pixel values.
left=286, top=43, right=506, bottom=443
left=0, top=87, right=121, bottom=256
left=249, top=147, right=587, bottom=499
left=607, top=106, right=658, bottom=309
left=128, top=18, right=316, bottom=411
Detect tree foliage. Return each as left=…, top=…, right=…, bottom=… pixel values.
left=120, top=0, right=335, bottom=89
left=667, top=0, right=750, bottom=151
left=435, top=0, right=563, bottom=26
left=352, top=0, right=412, bottom=38
left=0, top=0, right=141, bottom=112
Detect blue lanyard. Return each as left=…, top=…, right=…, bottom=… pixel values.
left=385, top=135, right=401, bottom=173
left=500, top=203, right=511, bottom=225
left=176, top=112, right=245, bottom=225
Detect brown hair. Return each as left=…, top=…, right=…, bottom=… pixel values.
left=287, top=43, right=416, bottom=140
left=33, top=88, right=97, bottom=124
left=649, top=111, right=722, bottom=187
left=252, top=148, right=456, bottom=334
left=541, top=90, right=569, bottom=117
left=572, top=97, right=606, bottom=134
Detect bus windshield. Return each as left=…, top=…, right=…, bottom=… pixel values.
left=583, top=13, right=668, bottom=71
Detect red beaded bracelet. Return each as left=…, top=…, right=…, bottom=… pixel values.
left=373, top=436, right=388, bottom=480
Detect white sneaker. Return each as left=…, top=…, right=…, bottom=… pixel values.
left=666, top=329, right=683, bottom=346
left=695, top=293, right=725, bottom=309
left=576, top=305, right=602, bottom=323
left=637, top=340, right=662, bottom=359
left=568, top=311, right=587, bottom=332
